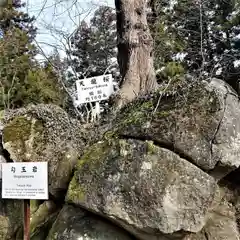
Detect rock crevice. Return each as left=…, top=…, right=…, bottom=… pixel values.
left=118, top=134, right=207, bottom=172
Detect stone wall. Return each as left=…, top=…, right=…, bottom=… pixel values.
left=0, top=78, right=239, bottom=240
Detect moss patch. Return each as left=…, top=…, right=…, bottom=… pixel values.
left=146, top=140, right=157, bottom=154
left=30, top=201, right=58, bottom=237
left=113, top=80, right=220, bottom=138
left=66, top=141, right=111, bottom=203
left=66, top=139, right=162, bottom=207
left=30, top=200, right=41, bottom=215
left=0, top=110, right=4, bottom=120
left=3, top=116, right=44, bottom=144
left=76, top=141, right=110, bottom=171
left=66, top=176, right=86, bottom=202
left=3, top=116, right=32, bottom=143
left=2, top=115, right=45, bottom=162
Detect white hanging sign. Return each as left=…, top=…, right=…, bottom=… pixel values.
left=75, top=74, right=114, bottom=104
left=1, top=162, right=48, bottom=200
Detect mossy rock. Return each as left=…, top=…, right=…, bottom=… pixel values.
left=30, top=201, right=60, bottom=240
left=66, top=139, right=216, bottom=240
left=30, top=200, right=42, bottom=215
left=2, top=104, right=87, bottom=199
left=116, top=79, right=220, bottom=134
left=111, top=78, right=240, bottom=174
left=66, top=141, right=112, bottom=203
left=2, top=115, right=44, bottom=162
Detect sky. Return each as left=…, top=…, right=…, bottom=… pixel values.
left=25, top=0, right=114, bottom=59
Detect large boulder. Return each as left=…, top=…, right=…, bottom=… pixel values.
left=1, top=104, right=88, bottom=198
left=66, top=139, right=216, bottom=240
left=46, top=204, right=134, bottom=240
left=111, top=78, right=240, bottom=179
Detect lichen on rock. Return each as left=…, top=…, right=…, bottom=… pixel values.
left=66, top=139, right=216, bottom=240
left=2, top=115, right=44, bottom=162
left=2, top=104, right=88, bottom=198
left=1, top=78, right=240, bottom=240
left=46, top=204, right=134, bottom=240
left=112, top=78, right=240, bottom=178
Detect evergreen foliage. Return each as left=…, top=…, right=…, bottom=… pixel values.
left=150, top=0, right=240, bottom=93
left=0, top=0, right=36, bottom=42
left=0, top=1, right=67, bottom=110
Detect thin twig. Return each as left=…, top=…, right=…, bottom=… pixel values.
left=153, top=78, right=173, bottom=115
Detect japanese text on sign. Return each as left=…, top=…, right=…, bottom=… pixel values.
left=2, top=162, right=48, bottom=200
left=75, top=74, right=114, bottom=104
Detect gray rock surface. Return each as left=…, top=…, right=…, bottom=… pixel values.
left=66, top=139, right=216, bottom=240
left=204, top=199, right=239, bottom=240
left=46, top=204, right=134, bottom=240
left=1, top=104, right=88, bottom=198
left=1, top=79, right=240, bottom=240
left=207, top=79, right=240, bottom=179
left=0, top=198, right=23, bottom=239
left=112, top=79, right=240, bottom=179
left=185, top=186, right=240, bottom=240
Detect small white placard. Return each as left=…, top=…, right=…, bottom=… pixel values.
left=76, top=74, right=114, bottom=104
left=2, top=162, right=48, bottom=200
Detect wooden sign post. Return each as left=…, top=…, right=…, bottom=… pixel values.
left=24, top=199, right=30, bottom=240
left=1, top=162, right=48, bottom=239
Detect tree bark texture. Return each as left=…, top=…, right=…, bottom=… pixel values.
left=115, top=0, right=157, bottom=107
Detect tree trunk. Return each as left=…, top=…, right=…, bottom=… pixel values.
left=115, top=0, right=157, bottom=107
